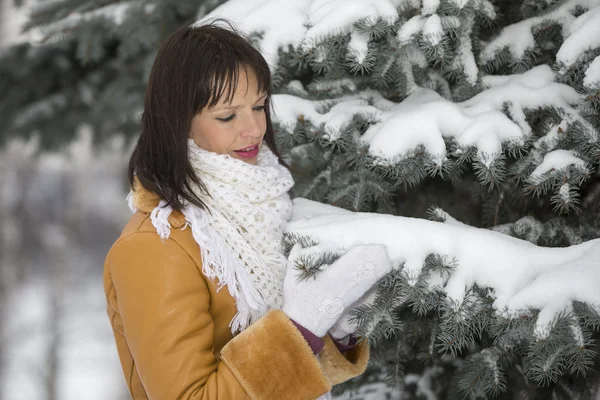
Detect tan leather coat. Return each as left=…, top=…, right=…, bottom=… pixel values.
left=103, top=182, right=370, bottom=399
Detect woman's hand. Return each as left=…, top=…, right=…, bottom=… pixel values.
left=281, top=244, right=392, bottom=337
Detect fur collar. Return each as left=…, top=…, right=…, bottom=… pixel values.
left=130, top=176, right=186, bottom=228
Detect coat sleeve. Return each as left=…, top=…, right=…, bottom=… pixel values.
left=318, top=335, right=370, bottom=386
left=107, top=232, right=331, bottom=400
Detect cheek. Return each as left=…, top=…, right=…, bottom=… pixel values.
left=210, top=126, right=236, bottom=154
left=259, top=113, right=268, bottom=135
left=191, top=119, right=231, bottom=154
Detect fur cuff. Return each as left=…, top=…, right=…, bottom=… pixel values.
left=220, top=310, right=331, bottom=400
left=319, top=335, right=370, bottom=387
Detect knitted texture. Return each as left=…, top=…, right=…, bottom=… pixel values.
left=282, top=244, right=392, bottom=337
left=139, top=139, right=294, bottom=334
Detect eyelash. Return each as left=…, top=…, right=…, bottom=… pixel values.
left=217, top=105, right=266, bottom=123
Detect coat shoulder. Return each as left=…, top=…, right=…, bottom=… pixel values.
left=113, top=211, right=196, bottom=255
left=103, top=211, right=201, bottom=293
left=120, top=210, right=153, bottom=237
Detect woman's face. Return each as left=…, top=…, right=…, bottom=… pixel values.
left=190, top=66, right=267, bottom=165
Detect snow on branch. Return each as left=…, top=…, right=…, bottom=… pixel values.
left=362, top=86, right=522, bottom=167
left=274, top=65, right=583, bottom=176
left=584, top=56, right=600, bottom=88
left=271, top=93, right=384, bottom=140
left=286, top=197, right=600, bottom=339
left=201, top=0, right=496, bottom=82
left=195, top=0, right=311, bottom=67
left=524, top=149, right=590, bottom=214
left=481, top=0, right=600, bottom=67
left=301, top=0, right=398, bottom=49
left=555, top=4, right=600, bottom=71
left=198, top=0, right=399, bottom=67
left=35, top=1, right=138, bottom=42
left=529, top=149, right=586, bottom=179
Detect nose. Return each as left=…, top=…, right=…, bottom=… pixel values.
left=240, top=112, right=262, bottom=139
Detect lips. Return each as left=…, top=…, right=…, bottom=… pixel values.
left=236, top=144, right=258, bottom=152
left=234, top=144, right=259, bottom=159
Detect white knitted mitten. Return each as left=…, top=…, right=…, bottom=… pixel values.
left=281, top=244, right=392, bottom=337
left=329, top=287, right=377, bottom=340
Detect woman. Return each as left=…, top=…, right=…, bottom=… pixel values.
left=103, top=20, right=392, bottom=400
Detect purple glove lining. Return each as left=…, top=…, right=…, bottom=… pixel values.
left=332, top=334, right=358, bottom=353
left=290, top=319, right=325, bottom=354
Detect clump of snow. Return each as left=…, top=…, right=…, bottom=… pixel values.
left=502, top=241, right=600, bottom=339
left=532, top=119, right=568, bottom=151
left=271, top=94, right=382, bottom=139
left=198, top=0, right=398, bottom=67
left=558, top=183, right=572, bottom=201
left=465, top=65, right=581, bottom=115
left=422, top=14, right=443, bottom=45
left=396, top=10, right=456, bottom=47
left=302, top=0, right=398, bottom=49
left=584, top=55, right=600, bottom=88
left=454, top=15, right=478, bottom=85
left=286, top=197, right=600, bottom=335
left=348, top=31, right=369, bottom=64
left=272, top=65, right=581, bottom=167
left=530, top=149, right=586, bottom=179
left=397, top=15, right=425, bottom=42
left=422, top=0, right=441, bottom=15
left=361, top=88, right=523, bottom=166
left=321, top=100, right=381, bottom=139
left=480, top=0, right=497, bottom=20
left=196, top=0, right=311, bottom=67
left=286, top=80, right=309, bottom=95
left=556, top=5, right=600, bottom=69
left=481, top=0, right=600, bottom=64
left=271, top=95, right=323, bottom=130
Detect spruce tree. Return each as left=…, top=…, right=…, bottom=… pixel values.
left=198, top=0, right=600, bottom=398
left=4, top=0, right=600, bottom=398
left=0, top=0, right=225, bottom=148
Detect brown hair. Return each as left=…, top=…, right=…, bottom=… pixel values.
left=128, top=19, right=284, bottom=212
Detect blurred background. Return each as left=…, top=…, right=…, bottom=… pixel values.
left=1, top=1, right=131, bottom=398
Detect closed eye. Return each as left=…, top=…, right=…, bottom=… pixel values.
left=216, top=114, right=235, bottom=122
left=216, top=104, right=266, bottom=123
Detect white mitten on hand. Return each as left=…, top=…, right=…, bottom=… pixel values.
left=329, top=288, right=377, bottom=340
left=281, top=243, right=392, bottom=338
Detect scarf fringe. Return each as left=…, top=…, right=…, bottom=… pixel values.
left=150, top=200, right=174, bottom=240
left=134, top=195, right=266, bottom=334
left=126, top=191, right=137, bottom=213
left=181, top=205, right=267, bottom=333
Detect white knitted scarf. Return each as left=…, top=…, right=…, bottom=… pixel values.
left=130, top=138, right=294, bottom=334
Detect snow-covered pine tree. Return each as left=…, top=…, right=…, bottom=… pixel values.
left=199, top=0, right=600, bottom=398
left=0, top=0, right=225, bottom=148
left=4, top=0, right=600, bottom=398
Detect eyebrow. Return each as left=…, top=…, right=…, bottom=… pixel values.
left=212, top=93, right=268, bottom=111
